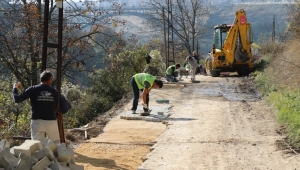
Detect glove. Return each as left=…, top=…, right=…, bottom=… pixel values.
left=13, top=82, right=21, bottom=89
left=142, top=103, right=148, bottom=109
left=13, top=83, right=18, bottom=89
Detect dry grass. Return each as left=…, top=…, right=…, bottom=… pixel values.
left=265, top=39, right=300, bottom=89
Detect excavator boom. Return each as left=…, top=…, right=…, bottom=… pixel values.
left=224, top=9, right=252, bottom=64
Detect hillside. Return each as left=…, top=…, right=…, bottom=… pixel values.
left=114, top=4, right=290, bottom=55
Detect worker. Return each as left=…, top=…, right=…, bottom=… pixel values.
left=165, top=63, right=181, bottom=82
left=192, top=51, right=200, bottom=64
left=192, top=51, right=200, bottom=74
left=185, top=56, right=198, bottom=81
left=12, top=70, right=60, bottom=143
left=130, top=73, right=163, bottom=114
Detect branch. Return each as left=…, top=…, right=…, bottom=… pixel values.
left=278, top=58, right=300, bottom=69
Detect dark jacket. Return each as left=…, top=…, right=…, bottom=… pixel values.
left=192, top=54, right=199, bottom=64
left=13, top=84, right=59, bottom=120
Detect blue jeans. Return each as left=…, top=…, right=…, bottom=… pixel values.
left=166, top=72, right=178, bottom=82
left=166, top=75, right=175, bottom=82
left=130, top=77, right=149, bottom=111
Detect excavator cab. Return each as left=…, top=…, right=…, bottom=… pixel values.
left=213, top=24, right=231, bottom=50
left=206, top=24, right=232, bottom=77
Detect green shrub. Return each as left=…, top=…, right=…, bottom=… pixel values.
left=61, top=80, right=82, bottom=102
left=0, top=74, right=31, bottom=144
left=268, top=90, right=300, bottom=147
left=143, top=50, right=165, bottom=77
left=0, top=88, right=31, bottom=144
left=253, top=54, right=272, bottom=72
left=254, top=72, right=277, bottom=96
left=63, top=93, right=113, bottom=128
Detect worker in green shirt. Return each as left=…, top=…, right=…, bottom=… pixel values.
left=165, top=64, right=181, bottom=82
left=130, top=73, right=163, bottom=115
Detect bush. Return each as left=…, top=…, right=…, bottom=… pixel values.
left=268, top=89, right=300, bottom=148
left=63, top=93, right=113, bottom=128
left=61, top=80, right=82, bottom=101
left=254, top=72, right=277, bottom=96
left=253, top=53, right=272, bottom=72
left=143, top=50, right=165, bottom=77
left=0, top=87, right=31, bottom=145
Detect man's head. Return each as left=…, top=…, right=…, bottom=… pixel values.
left=175, top=63, right=181, bottom=69
left=192, top=51, right=196, bottom=56
left=153, top=79, right=163, bottom=89
left=40, top=70, right=54, bottom=85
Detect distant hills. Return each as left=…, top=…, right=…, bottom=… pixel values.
left=114, top=3, right=290, bottom=56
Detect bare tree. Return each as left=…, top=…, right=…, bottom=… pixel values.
left=0, top=0, right=126, bottom=88
left=147, top=0, right=210, bottom=54
left=286, top=1, right=300, bottom=39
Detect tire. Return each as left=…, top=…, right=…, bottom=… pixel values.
left=237, top=68, right=250, bottom=76
left=205, top=55, right=220, bottom=77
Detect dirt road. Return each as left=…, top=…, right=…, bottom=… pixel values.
left=73, top=74, right=300, bottom=170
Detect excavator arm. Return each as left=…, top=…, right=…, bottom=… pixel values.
left=223, top=9, right=252, bottom=64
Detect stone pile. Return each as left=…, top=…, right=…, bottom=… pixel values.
left=0, top=133, right=84, bottom=170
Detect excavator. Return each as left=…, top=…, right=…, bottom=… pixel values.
left=205, top=9, right=253, bottom=77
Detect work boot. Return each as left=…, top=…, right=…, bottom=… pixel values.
left=144, top=107, right=152, bottom=112
left=143, top=107, right=151, bottom=113
left=140, top=109, right=151, bottom=116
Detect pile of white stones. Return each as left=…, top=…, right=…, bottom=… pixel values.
left=0, top=133, right=84, bottom=170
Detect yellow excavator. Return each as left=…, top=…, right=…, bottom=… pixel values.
left=205, top=9, right=253, bottom=77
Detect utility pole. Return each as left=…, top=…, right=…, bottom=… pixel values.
left=41, top=0, right=50, bottom=71
left=163, top=7, right=167, bottom=69
left=56, top=0, right=64, bottom=144
left=166, top=0, right=175, bottom=68
left=272, top=15, right=275, bottom=41
left=41, top=0, right=65, bottom=143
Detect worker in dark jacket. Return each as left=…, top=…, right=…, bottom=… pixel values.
left=192, top=51, right=201, bottom=74
left=165, top=64, right=181, bottom=82
left=12, top=70, right=60, bottom=143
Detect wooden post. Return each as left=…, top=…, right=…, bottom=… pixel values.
left=42, top=0, right=65, bottom=143
left=57, top=1, right=65, bottom=144
left=41, top=0, right=49, bottom=71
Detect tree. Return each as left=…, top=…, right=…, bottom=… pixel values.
left=286, top=2, right=300, bottom=39
left=0, top=0, right=126, bottom=88
left=146, top=0, right=210, bottom=54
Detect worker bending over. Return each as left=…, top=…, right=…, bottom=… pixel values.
left=130, top=73, right=163, bottom=115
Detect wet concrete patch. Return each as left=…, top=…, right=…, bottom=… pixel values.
left=120, top=105, right=171, bottom=122
left=183, top=81, right=261, bottom=102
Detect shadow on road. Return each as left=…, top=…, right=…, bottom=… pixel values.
left=75, top=152, right=128, bottom=170
left=166, top=117, right=197, bottom=121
